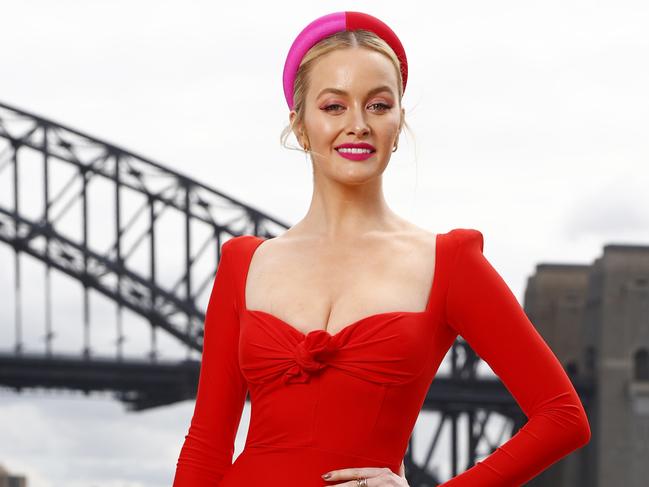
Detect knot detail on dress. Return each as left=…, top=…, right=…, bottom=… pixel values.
left=282, top=329, right=340, bottom=384
left=240, top=310, right=431, bottom=386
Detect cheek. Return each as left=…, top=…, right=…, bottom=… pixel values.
left=306, top=117, right=340, bottom=144
left=377, top=118, right=401, bottom=141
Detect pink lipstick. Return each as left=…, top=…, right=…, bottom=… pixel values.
left=334, top=142, right=376, bottom=161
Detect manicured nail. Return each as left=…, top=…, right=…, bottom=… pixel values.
left=322, top=472, right=331, bottom=479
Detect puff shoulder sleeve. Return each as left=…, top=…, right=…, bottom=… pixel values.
left=440, top=229, right=591, bottom=486
left=173, top=238, right=247, bottom=486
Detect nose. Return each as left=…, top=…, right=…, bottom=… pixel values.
left=346, top=104, right=370, bottom=137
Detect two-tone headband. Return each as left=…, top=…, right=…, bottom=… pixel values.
left=282, top=11, right=408, bottom=110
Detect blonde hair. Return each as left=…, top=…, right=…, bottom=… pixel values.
left=279, top=29, right=415, bottom=155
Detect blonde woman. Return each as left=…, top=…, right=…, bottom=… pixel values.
left=174, top=11, right=590, bottom=487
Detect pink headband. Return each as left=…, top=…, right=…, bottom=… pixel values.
left=282, top=11, right=408, bottom=110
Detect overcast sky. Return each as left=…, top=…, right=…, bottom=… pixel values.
left=1, top=1, right=648, bottom=486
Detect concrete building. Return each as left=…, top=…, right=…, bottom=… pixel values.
left=0, top=463, right=27, bottom=487
left=523, top=241, right=649, bottom=486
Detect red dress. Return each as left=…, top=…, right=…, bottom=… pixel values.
left=173, top=228, right=591, bottom=486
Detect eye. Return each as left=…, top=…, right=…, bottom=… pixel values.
left=322, top=102, right=392, bottom=113
left=323, top=104, right=344, bottom=112
left=369, top=102, right=392, bottom=112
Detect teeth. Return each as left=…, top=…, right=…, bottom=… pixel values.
left=337, top=148, right=372, bottom=154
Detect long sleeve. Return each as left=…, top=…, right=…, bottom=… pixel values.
left=440, top=229, right=591, bottom=486
left=173, top=238, right=248, bottom=486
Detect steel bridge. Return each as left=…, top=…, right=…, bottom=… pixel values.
left=0, top=100, right=593, bottom=485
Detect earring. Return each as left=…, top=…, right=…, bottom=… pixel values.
left=392, top=142, right=398, bottom=152
left=300, top=130, right=310, bottom=152
left=302, top=135, right=310, bottom=152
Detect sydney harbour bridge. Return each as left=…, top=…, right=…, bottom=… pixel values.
left=0, top=100, right=593, bottom=486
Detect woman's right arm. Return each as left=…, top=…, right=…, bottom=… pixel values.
left=173, top=238, right=248, bottom=486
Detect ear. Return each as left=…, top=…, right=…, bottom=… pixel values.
left=290, top=110, right=309, bottom=148
left=290, top=111, right=302, bottom=138
left=399, top=106, right=405, bottom=133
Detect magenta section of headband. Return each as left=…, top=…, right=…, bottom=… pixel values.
left=282, top=11, right=346, bottom=110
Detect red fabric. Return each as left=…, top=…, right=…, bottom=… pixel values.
left=345, top=11, right=408, bottom=91
left=173, top=228, right=590, bottom=486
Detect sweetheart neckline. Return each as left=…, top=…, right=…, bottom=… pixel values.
left=244, top=307, right=435, bottom=339
left=241, top=233, right=440, bottom=339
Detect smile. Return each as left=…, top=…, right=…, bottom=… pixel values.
left=335, top=148, right=375, bottom=161
left=337, top=148, right=372, bottom=154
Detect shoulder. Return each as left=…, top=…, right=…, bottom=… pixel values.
left=447, top=227, right=484, bottom=253
left=215, top=235, right=265, bottom=291
left=218, top=234, right=265, bottom=271
left=391, top=220, right=438, bottom=249
left=222, top=234, right=263, bottom=253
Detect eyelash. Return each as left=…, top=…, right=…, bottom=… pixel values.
left=323, top=103, right=392, bottom=112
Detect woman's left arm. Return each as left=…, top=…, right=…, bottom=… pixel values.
left=440, top=228, right=591, bottom=486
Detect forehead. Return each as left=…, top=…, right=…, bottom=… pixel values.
left=308, top=48, right=399, bottom=96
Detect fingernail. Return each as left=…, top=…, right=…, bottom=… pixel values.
left=322, top=472, right=331, bottom=479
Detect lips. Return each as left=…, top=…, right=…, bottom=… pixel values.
left=334, top=142, right=376, bottom=152
left=335, top=147, right=376, bottom=161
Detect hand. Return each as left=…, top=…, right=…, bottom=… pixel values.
left=321, top=461, right=408, bottom=486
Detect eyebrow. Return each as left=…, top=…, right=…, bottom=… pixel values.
left=316, top=85, right=395, bottom=99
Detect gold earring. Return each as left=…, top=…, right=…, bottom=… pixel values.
left=392, top=142, right=398, bottom=152
left=299, top=130, right=310, bottom=152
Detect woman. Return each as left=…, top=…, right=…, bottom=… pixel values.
left=173, top=11, right=591, bottom=486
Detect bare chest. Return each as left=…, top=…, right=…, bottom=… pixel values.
left=244, top=234, right=438, bottom=335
